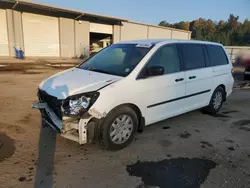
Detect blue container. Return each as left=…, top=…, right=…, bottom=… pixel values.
left=13, top=47, right=24, bottom=59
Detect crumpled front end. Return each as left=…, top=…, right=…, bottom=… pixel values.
left=32, top=89, right=101, bottom=145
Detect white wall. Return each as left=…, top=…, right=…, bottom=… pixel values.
left=0, top=9, right=9, bottom=56
left=90, top=23, right=113, bottom=34
left=120, top=22, right=190, bottom=42
left=148, top=26, right=171, bottom=39
left=59, top=18, right=75, bottom=58
left=121, top=22, right=148, bottom=41
left=172, top=30, right=189, bottom=39
left=75, top=20, right=90, bottom=58
left=113, top=25, right=121, bottom=43
left=22, top=13, right=60, bottom=56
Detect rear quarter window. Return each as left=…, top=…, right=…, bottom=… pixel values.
left=206, top=45, right=229, bottom=66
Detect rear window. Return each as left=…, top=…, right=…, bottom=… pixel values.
left=206, top=45, right=229, bottom=66
left=178, top=44, right=206, bottom=70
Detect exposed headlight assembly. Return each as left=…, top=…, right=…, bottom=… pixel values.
left=63, top=92, right=99, bottom=116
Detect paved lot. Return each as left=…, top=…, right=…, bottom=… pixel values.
left=0, top=64, right=250, bottom=188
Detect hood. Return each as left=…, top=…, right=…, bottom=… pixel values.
left=39, top=68, right=122, bottom=99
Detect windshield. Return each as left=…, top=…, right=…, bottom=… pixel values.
left=78, top=44, right=153, bottom=77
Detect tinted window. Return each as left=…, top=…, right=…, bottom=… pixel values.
left=206, top=45, right=229, bottom=66
left=146, top=44, right=180, bottom=74
left=179, top=44, right=206, bottom=70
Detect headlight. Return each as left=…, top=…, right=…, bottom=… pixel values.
left=69, top=96, right=90, bottom=109
left=63, top=92, right=99, bottom=116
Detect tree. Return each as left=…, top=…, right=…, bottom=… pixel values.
left=158, top=14, right=250, bottom=46
left=159, top=21, right=171, bottom=27
left=174, top=21, right=190, bottom=31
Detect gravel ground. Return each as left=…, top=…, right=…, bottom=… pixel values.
left=0, top=64, right=250, bottom=188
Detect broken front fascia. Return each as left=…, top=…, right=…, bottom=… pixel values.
left=32, top=102, right=106, bottom=145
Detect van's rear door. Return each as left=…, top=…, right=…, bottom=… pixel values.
left=178, top=43, right=213, bottom=110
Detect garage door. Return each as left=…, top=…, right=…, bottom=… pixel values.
left=22, top=13, right=59, bottom=57
left=0, top=10, right=9, bottom=56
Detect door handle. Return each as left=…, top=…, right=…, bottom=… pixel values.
left=189, top=76, right=196, bottom=79
left=175, top=78, right=184, bottom=82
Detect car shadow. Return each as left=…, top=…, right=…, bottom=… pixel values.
left=34, top=76, right=70, bottom=188
left=34, top=124, right=56, bottom=188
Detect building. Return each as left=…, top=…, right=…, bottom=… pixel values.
left=0, top=0, right=191, bottom=58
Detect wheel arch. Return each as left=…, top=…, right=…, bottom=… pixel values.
left=215, top=84, right=226, bottom=102
left=108, top=103, right=145, bottom=133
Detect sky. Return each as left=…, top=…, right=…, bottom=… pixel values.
left=35, top=0, right=250, bottom=25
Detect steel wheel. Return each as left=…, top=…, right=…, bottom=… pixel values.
left=109, top=115, right=133, bottom=144
left=213, top=91, right=223, bottom=110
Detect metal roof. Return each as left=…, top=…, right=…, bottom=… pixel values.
left=0, top=0, right=191, bottom=34
left=0, top=0, right=128, bottom=22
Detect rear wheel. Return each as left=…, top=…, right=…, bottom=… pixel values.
left=99, top=106, right=138, bottom=150
left=204, top=86, right=225, bottom=114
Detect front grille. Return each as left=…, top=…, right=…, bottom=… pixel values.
left=38, top=89, right=62, bottom=119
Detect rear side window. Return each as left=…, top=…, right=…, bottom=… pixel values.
left=206, top=45, right=229, bottom=66
left=178, top=44, right=206, bottom=70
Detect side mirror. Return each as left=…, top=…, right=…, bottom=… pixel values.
left=148, top=66, right=164, bottom=76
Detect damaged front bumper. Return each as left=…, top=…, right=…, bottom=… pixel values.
left=32, top=102, right=99, bottom=145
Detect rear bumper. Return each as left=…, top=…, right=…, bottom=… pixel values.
left=32, top=102, right=94, bottom=144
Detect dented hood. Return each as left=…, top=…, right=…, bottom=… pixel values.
left=39, top=68, right=122, bottom=99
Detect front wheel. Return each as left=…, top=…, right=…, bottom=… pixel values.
left=203, top=87, right=225, bottom=114
left=99, top=106, right=138, bottom=150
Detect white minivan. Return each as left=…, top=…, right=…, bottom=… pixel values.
left=33, top=39, right=234, bottom=150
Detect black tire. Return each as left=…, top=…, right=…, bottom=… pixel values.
left=99, top=105, right=138, bottom=150
left=204, top=86, right=225, bottom=114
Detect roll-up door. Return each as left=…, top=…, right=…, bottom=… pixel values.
left=22, top=13, right=59, bottom=56
left=0, top=10, right=9, bottom=56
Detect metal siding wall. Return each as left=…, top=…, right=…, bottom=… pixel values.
left=6, top=9, right=15, bottom=56
left=13, top=10, right=24, bottom=53
left=121, top=22, right=148, bottom=41
left=113, top=25, right=121, bottom=43
left=75, top=20, right=90, bottom=58
left=90, top=23, right=113, bottom=34
left=171, top=30, right=189, bottom=39
left=59, top=18, right=75, bottom=58
left=22, top=13, right=60, bottom=57
left=148, top=26, right=171, bottom=39
left=0, top=9, right=10, bottom=56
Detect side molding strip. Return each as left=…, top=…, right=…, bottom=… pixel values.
left=147, top=89, right=211, bottom=108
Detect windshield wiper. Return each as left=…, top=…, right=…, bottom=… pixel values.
left=89, top=69, right=112, bottom=75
